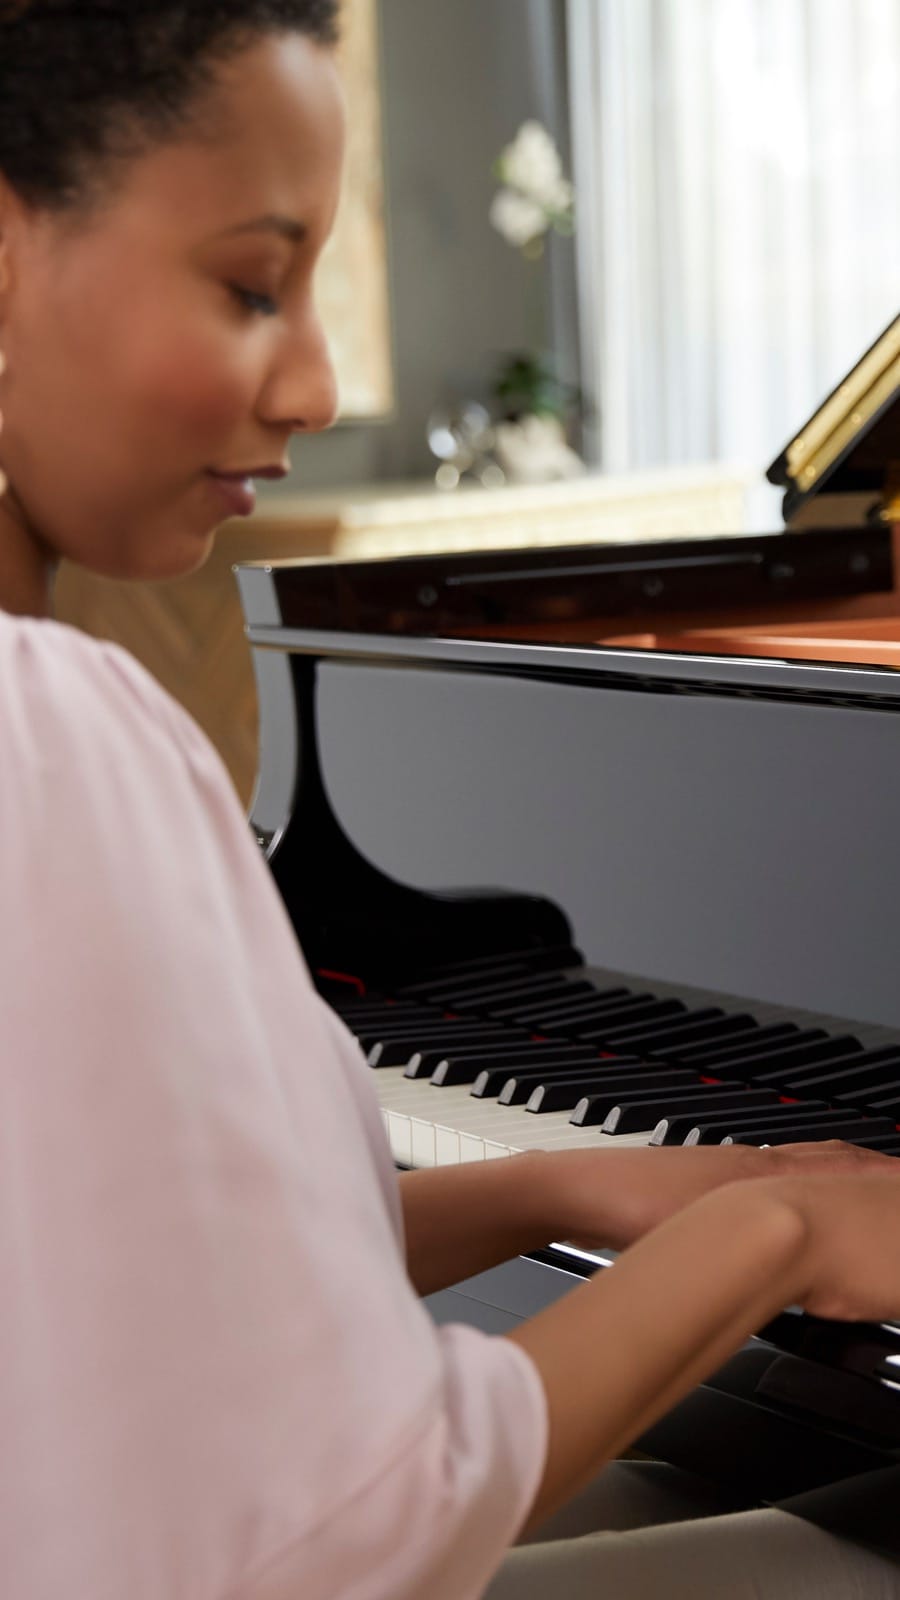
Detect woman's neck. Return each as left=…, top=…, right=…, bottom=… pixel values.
left=0, top=493, right=56, bottom=618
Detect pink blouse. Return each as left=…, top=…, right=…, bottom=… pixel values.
left=0, top=610, right=547, bottom=1600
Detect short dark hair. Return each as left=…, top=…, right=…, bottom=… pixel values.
left=0, top=0, right=341, bottom=210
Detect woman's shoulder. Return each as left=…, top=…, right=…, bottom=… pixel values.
left=0, top=608, right=218, bottom=783
left=1, top=607, right=178, bottom=718
left=0, top=605, right=266, bottom=930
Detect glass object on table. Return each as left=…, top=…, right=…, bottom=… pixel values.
left=426, top=401, right=506, bottom=491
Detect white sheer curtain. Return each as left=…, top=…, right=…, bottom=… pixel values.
left=567, top=0, right=900, bottom=520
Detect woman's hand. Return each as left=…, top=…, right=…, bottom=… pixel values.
left=764, top=1166, right=900, bottom=1323
left=511, top=1149, right=900, bottom=1532
left=559, top=1140, right=898, bottom=1253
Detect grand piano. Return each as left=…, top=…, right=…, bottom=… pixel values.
left=236, top=313, right=900, bottom=1556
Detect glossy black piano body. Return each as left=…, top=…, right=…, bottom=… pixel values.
left=235, top=553, right=900, bottom=1550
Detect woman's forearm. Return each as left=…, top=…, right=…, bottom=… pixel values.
left=398, top=1154, right=571, bottom=1297
left=507, top=1179, right=809, bottom=1532
left=398, top=1145, right=770, bottom=1297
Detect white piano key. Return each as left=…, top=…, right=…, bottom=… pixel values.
left=411, top=1117, right=438, bottom=1167
left=385, top=1109, right=412, bottom=1167
left=374, top=1068, right=656, bottom=1166
left=459, top=1132, right=490, bottom=1161
left=435, top=1124, right=462, bottom=1164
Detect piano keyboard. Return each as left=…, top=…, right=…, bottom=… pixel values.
left=325, top=957, right=900, bottom=1169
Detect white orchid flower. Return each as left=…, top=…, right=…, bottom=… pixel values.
left=489, top=187, right=549, bottom=250
left=499, top=120, right=565, bottom=209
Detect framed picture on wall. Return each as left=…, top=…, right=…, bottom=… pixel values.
left=317, top=0, right=395, bottom=420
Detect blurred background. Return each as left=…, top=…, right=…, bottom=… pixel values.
left=292, top=0, right=899, bottom=512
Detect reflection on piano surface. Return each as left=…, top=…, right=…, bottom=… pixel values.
left=234, top=563, right=900, bottom=1529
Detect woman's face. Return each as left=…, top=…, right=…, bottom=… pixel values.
left=0, top=32, right=344, bottom=584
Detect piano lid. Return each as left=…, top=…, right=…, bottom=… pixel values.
left=768, top=311, right=900, bottom=528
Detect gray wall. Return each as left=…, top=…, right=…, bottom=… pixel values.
left=263, top=0, right=576, bottom=495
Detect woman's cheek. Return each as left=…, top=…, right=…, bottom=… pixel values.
left=139, top=335, right=256, bottom=448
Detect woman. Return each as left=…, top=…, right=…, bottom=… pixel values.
left=1, top=5, right=899, bottom=1597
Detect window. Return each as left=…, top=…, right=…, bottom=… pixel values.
left=568, top=0, right=900, bottom=520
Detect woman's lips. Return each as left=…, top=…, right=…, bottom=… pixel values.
left=205, top=471, right=256, bottom=518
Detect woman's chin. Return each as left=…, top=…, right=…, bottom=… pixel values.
left=101, top=520, right=219, bottom=584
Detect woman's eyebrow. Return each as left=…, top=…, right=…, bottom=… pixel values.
left=215, top=214, right=308, bottom=244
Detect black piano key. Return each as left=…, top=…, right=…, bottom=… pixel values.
left=570, top=1083, right=776, bottom=1129
left=356, top=1017, right=509, bottom=1046
left=715, top=1116, right=899, bottom=1148
left=652, top=1100, right=833, bottom=1145
left=601, top=1087, right=781, bottom=1135
left=644, top=1020, right=770, bottom=1063
left=335, top=1003, right=440, bottom=1026
left=597, top=1007, right=731, bottom=1050
left=535, top=993, right=664, bottom=1033
left=854, top=1092, right=900, bottom=1115
left=595, top=1010, right=756, bottom=1054
left=372, top=1033, right=529, bottom=1070
left=439, top=1054, right=600, bottom=1092
left=355, top=1011, right=492, bottom=1034
left=503, top=987, right=631, bottom=1025
left=426, top=1054, right=570, bottom=1089
left=334, top=994, right=425, bottom=1012
left=784, top=1053, right=900, bottom=1099
left=397, top=962, right=536, bottom=999
left=394, top=958, right=563, bottom=1000
left=395, top=944, right=584, bottom=995
left=452, top=974, right=591, bottom=1006
left=714, top=1034, right=864, bottom=1082
left=573, top=999, right=690, bottom=1043
left=502, top=1063, right=692, bottom=1108
left=407, top=973, right=579, bottom=1010
left=800, top=1076, right=900, bottom=1110
left=483, top=984, right=624, bottom=1023
left=766, top=1050, right=898, bottom=1092
left=679, top=1106, right=872, bottom=1145
left=478, top=982, right=601, bottom=1019
left=744, top=1037, right=865, bottom=1087
left=472, top=1054, right=656, bottom=1098
left=363, top=1023, right=521, bottom=1068
left=661, top=1023, right=800, bottom=1067
left=499, top=1067, right=640, bottom=1107
left=845, top=1133, right=900, bottom=1153
left=524, top=1069, right=703, bottom=1114
left=357, top=1015, right=512, bottom=1041
left=583, top=1006, right=719, bottom=1044
left=673, top=1028, right=829, bottom=1077
left=406, top=1041, right=591, bottom=1082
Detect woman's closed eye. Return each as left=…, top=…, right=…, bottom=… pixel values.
left=230, top=284, right=280, bottom=317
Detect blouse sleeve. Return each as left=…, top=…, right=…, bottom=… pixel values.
left=0, top=615, right=547, bottom=1600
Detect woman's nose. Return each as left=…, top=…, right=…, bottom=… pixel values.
left=262, top=310, right=340, bottom=437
